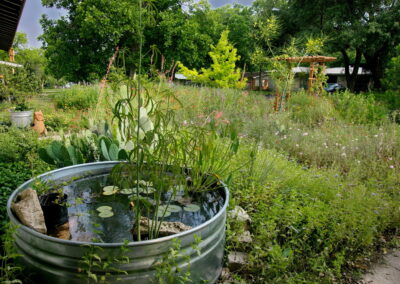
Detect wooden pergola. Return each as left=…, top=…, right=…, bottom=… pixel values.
left=273, top=55, right=336, bottom=111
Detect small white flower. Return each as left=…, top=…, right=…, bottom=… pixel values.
left=296, top=144, right=299, bottom=147
left=341, top=153, right=346, bottom=157
left=389, top=165, right=395, bottom=169
left=302, top=132, right=309, bottom=136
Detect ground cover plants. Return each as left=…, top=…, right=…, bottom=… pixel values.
left=169, top=84, right=400, bottom=282
left=1, top=81, right=399, bottom=283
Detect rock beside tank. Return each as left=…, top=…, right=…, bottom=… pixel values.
left=11, top=188, right=47, bottom=234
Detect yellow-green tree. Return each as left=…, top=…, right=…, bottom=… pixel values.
left=178, top=30, right=246, bottom=89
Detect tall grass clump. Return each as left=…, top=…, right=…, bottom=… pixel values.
left=287, top=91, right=337, bottom=127
left=226, top=144, right=400, bottom=282
left=55, top=85, right=99, bottom=110
left=329, top=91, right=389, bottom=125
left=168, top=84, right=400, bottom=281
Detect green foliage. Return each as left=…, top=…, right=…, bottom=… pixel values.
left=171, top=85, right=400, bottom=281
left=14, top=101, right=31, bottom=112
left=98, top=136, right=127, bottom=161
left=0, top=66, right=41, bottom=101
left=288, top=92, right=337, bottom=126
left=178, top=30, right=246, bottom=89
left=227, top=143, right=400, bottom=282
left=0, top=223, right=23, bottom=283
left=45, top=113, right=70, bottom=132
left=0, top=163, right=31, bottom=229
left=383, top=45, right=400, bottom=90
left=155, top=237, right=201, bottom=284
left=78, top=241, right=129, bottom=283
left=38, top=140, right=84, bottom=168
left=0, top=128, right=41, bottom=163
left=0, top=128, right=50, bottom=229
left=55, top=86, right=99, bottom=110
left=110, top=79, right=240, bottom=241
left=40, top=0, right=155, bottom=81
left=330, top=91, right=389, bottom=125
left=371, top=90, right=400, bottom=116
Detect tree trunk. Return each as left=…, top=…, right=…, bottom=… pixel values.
left=341, top=49, right=351, bottom=88
left=341, top=48, right=361, bottom=92
left=364, top=50, right=387, bottom=90
left=259, top=66, right=262, bottom=92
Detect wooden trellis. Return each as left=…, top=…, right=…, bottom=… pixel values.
left=273, top=56, right=336, bottom=111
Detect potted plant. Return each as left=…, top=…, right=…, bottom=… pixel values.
left=10, top=100, right=33, bottom=128
left=7, top=80, right=240, bottom=283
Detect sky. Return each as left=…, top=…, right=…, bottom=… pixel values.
left=17, top=0, right=255, bottom=48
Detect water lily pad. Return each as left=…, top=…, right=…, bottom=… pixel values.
left=98, top=211, right=114, bottom=218
left=96, top=206, right=112, bottom=212
left=120, top=188, right=135, bottom=195
left=183, top=204, right=200, bottom=212
left=166, top=205, right=182, bottom=213
left=156, top=206, right=171, bottom=218
left=102, top=186, right=119, bottom=195
left=140, top=187, right=156, bottom=195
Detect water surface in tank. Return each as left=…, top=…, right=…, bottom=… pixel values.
left=62, top=173, right=224, bottom=243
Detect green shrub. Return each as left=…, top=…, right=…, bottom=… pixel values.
left=0, top=128, right=41, bottom=163
left=371, top=90, right=400, bottom=114
left=0, top=162, right=31, bottom=229
left=226, top=145, right=400, bottom=282
left=288, top=92, right=337, bottom=126
left=382, top=45, right=400, bottom=91
left=45, top=113, right=70, bottom=132
left=54, top=86, right=99, bottom=110
left=330, top=91, right=389, bottom=125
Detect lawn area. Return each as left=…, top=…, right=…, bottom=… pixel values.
left=1, top=83, right=399, bottom=283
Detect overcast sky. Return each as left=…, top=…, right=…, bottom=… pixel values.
left=17, top=0, right=255, bottom=48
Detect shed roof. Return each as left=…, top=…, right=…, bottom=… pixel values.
left=0, top=0, right=26, bottom=51
left=292, top=67, right=371, bottom=75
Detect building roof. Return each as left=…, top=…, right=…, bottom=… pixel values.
left=0, top=60, right=22, bottom=68
left=292, top=66, right=371, bottom=75
left=175, top=73, right=187, bottom=80
left=325, top=67, right=371, bottom=75
left=0, top=0, right=26, bottom=51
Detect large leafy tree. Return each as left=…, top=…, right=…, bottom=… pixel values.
left=40, top=0, right=153, bottom=82
left=279, top=0, right=400, bottom=90
left=148, top=1, right=222, bottom=72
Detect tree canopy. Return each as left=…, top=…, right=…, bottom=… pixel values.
left=38, top=0, right=400, bottom=90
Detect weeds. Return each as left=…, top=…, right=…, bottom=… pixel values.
left=0, top=223, right=22, bottom=284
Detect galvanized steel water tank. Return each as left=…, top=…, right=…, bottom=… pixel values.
left=7, top=162, right=229, bottom=284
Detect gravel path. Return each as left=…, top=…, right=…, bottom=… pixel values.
left=360, top=250, right=400, bottom=284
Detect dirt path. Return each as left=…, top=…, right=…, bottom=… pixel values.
left=360, top=250, right=400, bottom=284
